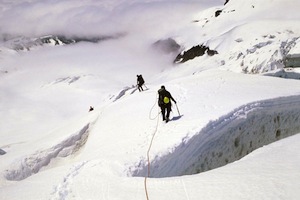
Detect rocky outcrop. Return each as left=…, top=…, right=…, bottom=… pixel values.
left=174, top=45, right=218, bottom=63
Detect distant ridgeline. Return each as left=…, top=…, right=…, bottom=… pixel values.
left=40, top=35, right=117, bottom=45
left=1, top=34, right=123, bottom=51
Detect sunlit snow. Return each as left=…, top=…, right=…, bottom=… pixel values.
left=1, top=0, right=300, bottom=199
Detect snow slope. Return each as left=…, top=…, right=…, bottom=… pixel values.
left=1, top=0, right=300, bottom=199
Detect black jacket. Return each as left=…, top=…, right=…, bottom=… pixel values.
left=137, top=75, right=144, bottom=85
left=158, top=88, right=175, bottom=106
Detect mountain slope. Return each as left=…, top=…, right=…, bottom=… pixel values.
left=1, top=0, right=300, bottom=199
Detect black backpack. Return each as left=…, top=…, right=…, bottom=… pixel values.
left=158, top=89, right=170, bottom=105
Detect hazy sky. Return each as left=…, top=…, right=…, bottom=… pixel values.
left=0, top=0, right=223, bottom=38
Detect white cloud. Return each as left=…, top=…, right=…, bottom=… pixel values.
left=0, top=0, right=223, bottom=38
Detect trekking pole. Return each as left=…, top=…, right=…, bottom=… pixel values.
left=175, top=103, right=180, bottom=116
left=143, top=84, right=148, bottom=89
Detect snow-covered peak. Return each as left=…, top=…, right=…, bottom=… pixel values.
left=174, top=0, right=300, bottom=73
left=0, top=34, right=124, bottom=52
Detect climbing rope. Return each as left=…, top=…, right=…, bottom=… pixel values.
left=149, top=93, right=160, bottom=120
left=144, top=94, right=161, bottom=200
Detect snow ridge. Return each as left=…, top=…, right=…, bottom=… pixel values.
left=113, top=86, right=137, bottom=102
left=4, top=123, right=91, bottom=181
left=133, top=95, right=300, bottom=178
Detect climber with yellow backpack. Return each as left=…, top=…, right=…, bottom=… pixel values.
left=158, top=85, right=177, bottom=123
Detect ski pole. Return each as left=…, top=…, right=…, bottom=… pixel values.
left=175, top=103, right=180, bottom=116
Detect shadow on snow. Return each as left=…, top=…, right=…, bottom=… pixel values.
left=132, top=95, right=300, bottom=178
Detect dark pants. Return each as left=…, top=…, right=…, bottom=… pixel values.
left=160, top=104, right=171, bottom=121
left=138, top=83, right=143, bottom=91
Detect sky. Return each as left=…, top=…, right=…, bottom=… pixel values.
left=1, top=0, right=300, bottom=199
left=0, top=0, right=223, bottom=39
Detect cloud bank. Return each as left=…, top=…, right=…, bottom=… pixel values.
left=0, top=0, right=223, bottom=38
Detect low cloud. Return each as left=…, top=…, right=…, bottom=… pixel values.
left=0, top=0, right=223, bottom=38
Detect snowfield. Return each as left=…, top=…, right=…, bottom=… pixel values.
left=1, top=0, right=300, bottom=199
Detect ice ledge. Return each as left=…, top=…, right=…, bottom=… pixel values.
left=4, top=123, right=90, bottom=181
left=132, top=95, right=300, bottom=178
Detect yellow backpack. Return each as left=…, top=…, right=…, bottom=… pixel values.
left=163, top=96, right=170, bottom=104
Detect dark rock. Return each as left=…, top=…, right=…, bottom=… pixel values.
left=207, top=49, right=218, bottom=56
left=39, top=35, right=112, bottom=45
left=174, top=45, right=218, bottom=63
left=40, top=36, right=75, bottom=45
left=215, top=10, right=222, bottom=17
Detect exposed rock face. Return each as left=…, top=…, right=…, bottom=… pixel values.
left=174, top=45, right=218, bottom=63
left=215, top=10, right=222, bottom=17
